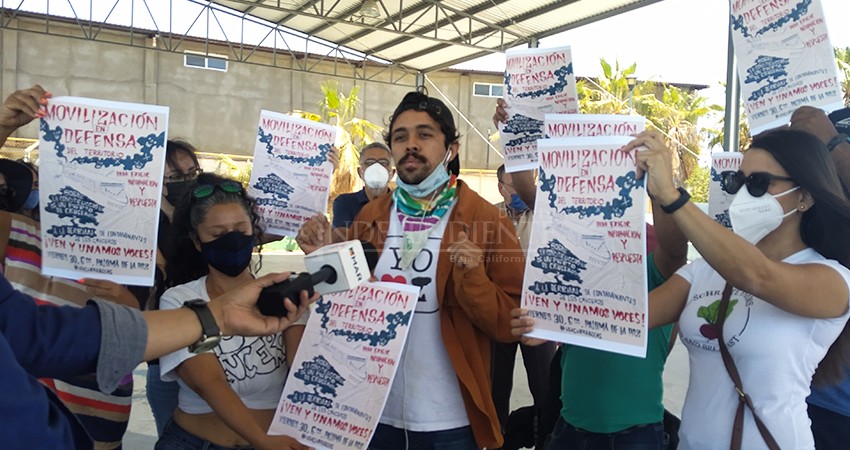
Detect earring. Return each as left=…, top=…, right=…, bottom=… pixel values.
left=799, top=204, right=806, bottom=211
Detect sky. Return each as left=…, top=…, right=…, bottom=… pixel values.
left=453, top=0, right=850, bottom=104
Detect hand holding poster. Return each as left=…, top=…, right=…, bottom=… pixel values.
left=730, top=0, right=843, bottom=134
left=708, top=152, right=743, bottom=228
left=522, top=136, right=648, bottom=357
left=38, top=96, right=168, bottom=285
left=501, top=46, right=579, bottom=172
left=249, top=111, right=337, bottom=236
left=269, top=281, right=419, bottom=450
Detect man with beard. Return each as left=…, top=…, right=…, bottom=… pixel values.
left=297, top=91, right=523, bottom=450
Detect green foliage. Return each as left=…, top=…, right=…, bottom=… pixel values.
left=836, top=47, right=850, bottom=107
left=578, top=58, right=717, bottom=180
left=310, top=81, right=384, bottom=205
left=685, top=165, right=710, bottom=203
left=577, top=59, right=641, bottom=115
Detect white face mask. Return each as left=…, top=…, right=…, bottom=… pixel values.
left=729, top=185, right=799, bottom=244
left=363, top=163, right=390, bottom=189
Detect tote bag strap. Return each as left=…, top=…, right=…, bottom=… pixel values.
left=716, top=283, right=781, bottom=450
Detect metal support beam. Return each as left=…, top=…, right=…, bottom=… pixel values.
left=0, top=7, right=419, bottom=87
left=723, top=25, right=741, bottom=152
left=416, top=72, right=425, bottom=92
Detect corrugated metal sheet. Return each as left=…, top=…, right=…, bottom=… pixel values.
left=211, top=0, right=663, bottom=71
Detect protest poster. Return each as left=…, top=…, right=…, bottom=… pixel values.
left=38, top=96, right=168, bottom=285
left=708, top=152, right=743, bottom=228
left=500, top=46, right=579, bottom=172
left=269, top=281, right=420, bottom=450
left=544, top=114, right=645, bottom=138
left=522, top=136, right=648, bottom=357
left=248, top=110, right=337, bottom=236
left=730, top=0, right=843, bottom=134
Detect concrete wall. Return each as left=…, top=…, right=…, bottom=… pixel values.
left=1, top=18, right=506, bottom=173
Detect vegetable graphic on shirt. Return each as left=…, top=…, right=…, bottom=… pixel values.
left=697, top=299, right=738, bottom=340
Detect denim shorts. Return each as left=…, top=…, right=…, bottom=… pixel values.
left=368, top=423, right=479, bottom=450
left=154, top=419, right=254, bottom=450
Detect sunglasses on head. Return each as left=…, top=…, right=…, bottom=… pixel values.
left=720, top=170, right=795, bottom=197
left=192, top=180, right=243, bottom=199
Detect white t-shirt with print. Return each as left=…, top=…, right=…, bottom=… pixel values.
left=159, top=276, right=307, bottom=414
left=375, top=202, right=470, bottom=432
left=676, top=248, right=850, bottom=450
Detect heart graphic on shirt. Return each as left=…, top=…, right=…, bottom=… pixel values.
left=381, top=274, right=407, bottom=284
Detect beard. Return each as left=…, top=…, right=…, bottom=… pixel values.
left=396, top=152, right=434, bottom=185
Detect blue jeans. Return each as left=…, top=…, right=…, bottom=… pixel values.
left=155, top=419, right=253, bottom=450
left=368, top=423, right=478, bottom=450
left=545, top=417, right=667, bottom=450
left=146, top=363, right=180, bottom=437
left=809, top=403, right=850, bottom=450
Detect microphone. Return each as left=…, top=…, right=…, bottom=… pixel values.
left=257, top=240, right=379, bottom=317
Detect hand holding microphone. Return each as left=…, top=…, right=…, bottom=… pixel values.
left=257, top=240, right=379, bottom=316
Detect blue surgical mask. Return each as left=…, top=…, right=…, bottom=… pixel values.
left=395, top=152, right=451, bottom=198
left=509, top=193, right=528, bottom=212
left=23, top=189, right=38, bottom=210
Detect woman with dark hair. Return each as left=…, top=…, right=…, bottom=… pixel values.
left=156, top=172, right=307, bottom=450
left=77, top=138, right=207, bottom=436
left=513, top=128, right=850, bottom=450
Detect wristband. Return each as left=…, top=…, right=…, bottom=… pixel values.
left=660, top=187, right=690, bottom=214
left=826, top=133, right=849, bottom=152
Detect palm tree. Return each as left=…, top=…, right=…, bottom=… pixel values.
left=294, top=81, right=384, bottom=207
left=577, top=60, right=647, bottom=115
left=639, top=84, right=717, bottom=179
left=704, top=82, right=751, bottom=153
left=578, top=58, right=716, bottom=180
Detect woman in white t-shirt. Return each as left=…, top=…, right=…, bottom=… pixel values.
left=155, top=173, right=308, bottom=450
left=513, top=128, right=850, bottom=450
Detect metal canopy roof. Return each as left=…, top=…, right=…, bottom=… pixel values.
left=211, top=0, right=664, bottom=72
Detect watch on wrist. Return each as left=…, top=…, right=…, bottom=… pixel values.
left=660, top=187, right=691, bottom=214
left=826, top=133, right=849, bottom=152
left=183, top=299, right=222, bottom=353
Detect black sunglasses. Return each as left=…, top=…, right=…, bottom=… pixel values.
left=720, top=170, right=795, bottom=197
left=192, top=180, right=243, bottom=199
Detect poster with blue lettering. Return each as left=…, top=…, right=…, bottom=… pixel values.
left=544, top=114, right=645, bottom=138
left=709, top=152, right=743, bottom=228
left=730, top=0, right=843, bottom=134
left=501, top=46, right=579, bottom=173
left=522, top=136, right=648, bottom=357
left=269, top=281, right=419, bottom=450
left=38, top=96, right=168, bottom=285
left=248, top=110, right=337, bottom=236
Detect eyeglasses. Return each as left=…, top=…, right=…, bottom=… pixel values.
left=164, top=167, right=202, bottom=184
left=192, top=180, right=243, bottom=200
left=720, top=170, right=795, bottom=197
left=362, top=158, right=391, bottom=168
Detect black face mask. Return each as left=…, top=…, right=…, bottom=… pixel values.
left=165, top=180, right=194, bottom=207
left=199, top=231, right=256, bottom=277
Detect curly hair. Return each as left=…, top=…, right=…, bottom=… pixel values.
left=383, top=90, right=461, bottom=150
left=163, top=172, right=264, bottom=288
